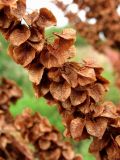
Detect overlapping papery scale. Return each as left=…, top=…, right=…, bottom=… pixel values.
left=14, top=109, right=83, bottom=160
left=1, top=1, right=120, bottom=160
left=0, top=77, right=22, bottom=112
left=7, top=16, right=109, bottom=142
left=0, top=78, right=33, bottom=160
left=54, top=0, right=120, bottom=91
left=89, top=108, right=120, bottom=160
left=55, top=0, right=120, bottom=52
left=0, top=0, right=109, bottom=140
left=0, top=78, right=82, bottom=160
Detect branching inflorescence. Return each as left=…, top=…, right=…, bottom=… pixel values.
left=55, top=0, right=120, bottom=89
left=0, top=0, right=120, bottom=159
left=0, top=77, right=82, bottom=160
left=55, top=0, right=120, bottom=51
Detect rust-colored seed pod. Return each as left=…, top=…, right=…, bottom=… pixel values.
left=1, top=1, right=120, bottom=160
left=0, top=77, right=22, bottom=112
left=0, top=78, right=82, bottom=160
left=14, top=109, right=83, bottom=160
left=55, top=0, right=120, bottom=90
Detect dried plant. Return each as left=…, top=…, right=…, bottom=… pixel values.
left=0, top=77, right=22, bottom=112
left=55, top=0, right=120, bottom=51
left=0, top=77, right=82, bottom=160
left=55, top=0, right=120, bottom=90
left=0, top=0, right=120, bottom=159
left=15, top=109, right=83, bottom=160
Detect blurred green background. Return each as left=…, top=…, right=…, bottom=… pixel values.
left=0, top=27, right=120, bottom=160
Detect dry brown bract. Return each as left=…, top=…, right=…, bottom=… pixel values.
left=0, top=108, right=83, bottom=160
left=0, top=78, right=82, bottom=160
left=33, top=59, right=108, bottom=140
left=55, top=0, right=120, bottom=90
left=55, top=0, right=120, bottom=52
left=0, top=113, right=34, bottom=160
left=0, top=78, right=33, bottom=160
left=89, top=117, right=120, bottom=160
left=0, top=77, right=22, bottom=111
left=14, top=109, right=83, bottom=160
left=1, top=1, right=120, bottom=160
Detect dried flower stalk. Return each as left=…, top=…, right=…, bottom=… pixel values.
left=0, top=0, right=120, bottom=159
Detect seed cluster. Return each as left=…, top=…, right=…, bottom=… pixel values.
left=0, top=77, right=82, bottom=160
left=55, top=0, right=120, bottom=90
left=1, top=0, right=120, bottom=159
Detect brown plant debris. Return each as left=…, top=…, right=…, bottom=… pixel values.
left=1, top=1, right=120, bottom=160
left=55, top=0, right=120, bottom=52
left=0, top=77, right=22, bottom=112
left=89, top=115, right=120, bottom=160
left=14, top=109, right=83, bottom=160
left=55, top=0, right=120, bottom=90
left=0, top=78, right=82, bottom=160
